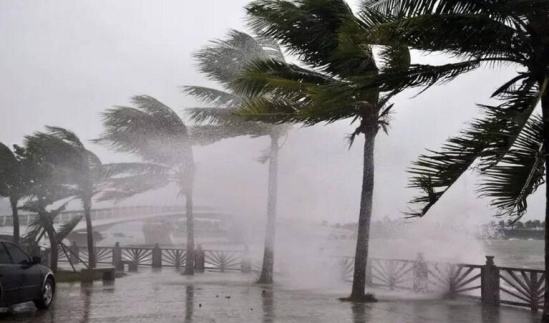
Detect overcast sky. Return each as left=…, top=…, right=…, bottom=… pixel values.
left=0, top=0, right=541, bottom=226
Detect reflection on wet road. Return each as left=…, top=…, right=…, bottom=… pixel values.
left=0, top=270, right=540, bottom=322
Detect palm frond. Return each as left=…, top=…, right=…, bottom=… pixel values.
left=194, top=29, right=284, bottom=87
left=363, top=0, right=549, bottom=25
left=479, top=115, right=545, bottom=221
left=97, top=96, right=192, bottom=166
left=407, top=78, right=540, bottom=217
left=183, top=86, right=241, bottom=107
left=364, top=12, right=528, bottom=63
left=57, top=215, right=83, bottom=241
left=368, top=60, right=482, bottom=94
left=247, top=0, right=377, bottom=77
left=232, top=58, right=333, bottom=98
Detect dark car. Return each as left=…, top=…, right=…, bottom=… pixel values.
left=0, top=240, right=55, bottom=309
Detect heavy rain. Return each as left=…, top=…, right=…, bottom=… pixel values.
left=0, top=1, right=548, bottom=322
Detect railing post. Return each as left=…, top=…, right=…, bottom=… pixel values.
left=530, top=272, right=539, bottom=312
left=70, top=241, right=80, bottom=265
left=194, top=245, right=205, bottom=273
left=413, top=253, right=429, bottom=293
left=152, top=244, right=162, bottom=268
left=113, top=242, right=123, bottom=271
left=240, top=245, right=251, bottom=273
left=481, top=256, right=500, bottom=306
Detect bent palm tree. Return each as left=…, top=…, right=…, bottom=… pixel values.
left=98, top=95, right=197, bottom=275
left=14, top=142, right=78, bottom=272
left=0, top=143, right=30, bottom=244
left=237, top=0, right=410, bottom=300
left=23, top=127, right=113, bottom=268
left=359, top=0, right=549, bottom=317
left=184, top=30, right=288, bottom=284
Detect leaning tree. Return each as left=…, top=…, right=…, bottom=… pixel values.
left=358, top=0, right=549, bottom=318
left=23, top=126, right=113, bottom=268
left=184, top=30, right=289, bottom=284
left=234, top=0, right=414, bottom=301
left=14, top=142, right=81, bottom=272
left=98, top=96, right=198, bottom=275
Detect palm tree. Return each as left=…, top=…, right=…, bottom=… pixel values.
left=23, top=127, right=112, bottom=269
left=235, top=0, right=410, bottom=301
left=184, top=30, right=288, bottom=284
left=357, top=0, right=549, bottom=317
left=0, top=143, right=30, bottom=244
left=98, top=95, right=197, bottom=275
left=13, top=142, right=80, bottom=272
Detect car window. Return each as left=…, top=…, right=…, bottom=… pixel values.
left=4, top=243, right=29, bottom=264
left=0, top=244, right=11, bottom=264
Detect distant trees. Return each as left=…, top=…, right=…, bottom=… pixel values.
left=498, top=220, right=545, bottom=230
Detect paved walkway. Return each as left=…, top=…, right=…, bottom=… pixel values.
left=0, top=270, right=541, bottom=322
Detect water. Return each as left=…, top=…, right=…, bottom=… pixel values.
left=483, top=240, right=544, bottom=269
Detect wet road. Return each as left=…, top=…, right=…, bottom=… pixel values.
left=0, top=269, right=540, bottom=322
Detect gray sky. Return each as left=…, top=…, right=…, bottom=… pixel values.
left=0, top=0, right=542, bottom=225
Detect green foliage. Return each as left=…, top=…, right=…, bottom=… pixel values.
left=408, top=80, right=541, bottom=217
left=364, top=0, right=549, bottom=221
left=480, top=115, right=545, bottom=220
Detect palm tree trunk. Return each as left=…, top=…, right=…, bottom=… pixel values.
left=541, top=82, right=549, bottom=322
left=184, top=191, right=195, bottom=275
left=257, top=134, right=279, bottom=284
left=83, top=196, right=96, bottom=269
left=349, top=119, right=378, bottom=301
left=43, top=221, right=58, bottom=273
left=9, top=196, right=19, bottom=245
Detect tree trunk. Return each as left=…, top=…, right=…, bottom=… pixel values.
left=541, top=82, right=549, bottom=322
left=9, top=197, right=19, bottom=245
left=258, top=134, right=279, bottom=284
left=44, top=223, right=58, bottom=273
left=83, top=196, right=96, bottom=269
left=184, top=191, right=195, bottom=275
left=349, top=119, right=377, bottom=301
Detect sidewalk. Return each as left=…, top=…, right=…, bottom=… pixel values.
left=1, top=269, right=540, bottom=323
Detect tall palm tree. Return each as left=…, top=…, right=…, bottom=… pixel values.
left=0, top=143, right=30, bottom=244
left=98, top=95, right=197, bottom=275
left=357, top=0, right=549, bottom=317
left=184, top=30, right=288, bottom=284
left=23, top=127, right=111, bottom=269
left=235, top=0, right=410, bottom=301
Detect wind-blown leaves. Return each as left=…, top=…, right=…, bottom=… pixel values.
left=0, top=143, right=25, bottom=198
left=408, top=79, right=541, bottom=217
left=183, top=87, right=241, bottom=107
left=480, top=115, right=545, bottom=220
left=97, top=96, right=192, bottom=167
left=247, top=0, right=377, bottom=78
left=97, top=162, right=172, bottom=201
left=185, top=30, right=289, bottom=147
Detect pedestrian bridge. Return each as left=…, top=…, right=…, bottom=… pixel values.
left=0, top=205, right=230, bottom=234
